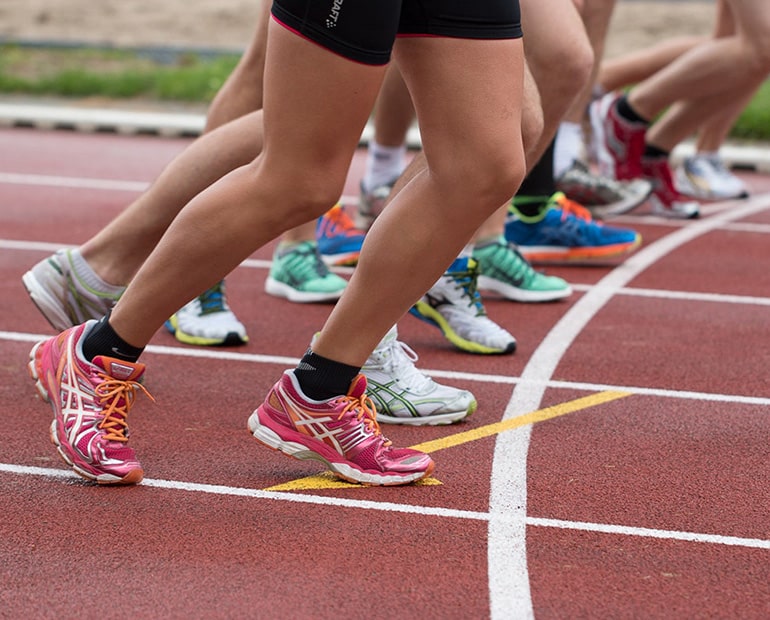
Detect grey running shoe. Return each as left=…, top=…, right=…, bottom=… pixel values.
left=556, top=159, right=652, bottom=218
left=22, top=249, right=124, bottom=331
left=363, top=326, right=477, bottom=426
left=356, top=179, right=396, bottom=231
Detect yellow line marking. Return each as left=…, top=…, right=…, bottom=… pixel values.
left=263, top=391, right=632, bottom=491
left=411, top=390, right=631, bottom=453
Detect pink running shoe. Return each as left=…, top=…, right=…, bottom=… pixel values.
left=249, top=370, right=435, bottom=485
left=642, top=157, right=700, bottom=219
left=28, top=321, right=151, bottom=485
left=591, top=92, right=647, bottom=181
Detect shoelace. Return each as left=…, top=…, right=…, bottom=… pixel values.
left=324, top=206, right=363, bottom=238
left=449, top=261, right=486, bottom=316
left=490, top=242, right=535, bottom=285
left=197, top=282, right=227, bottom=315
left=379, top=339, right=433, bottom=393
left=284, top=243, right=330, bottom=279
left=336, top=393, right=391, bottom=446
left=95, top=376, right=154, bottom=442
left=553, top=193, right=596, bottom=224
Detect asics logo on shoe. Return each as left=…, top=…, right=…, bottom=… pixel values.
left=279, top=388, right=371, bottom=455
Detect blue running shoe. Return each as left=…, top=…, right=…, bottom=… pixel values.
left=316, top=204, right=366, bottom=268
left=505, top=192, right=641, bottom=263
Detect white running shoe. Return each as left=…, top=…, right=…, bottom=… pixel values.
left=363, top=326, right=477, bottom=425
left=676, top=153, right=749, bottom=201
left=22, top=248, right=124, bottom=331
left=410, top=257, right=516, bottom=355
left=165, top=280, right=249, bottom=346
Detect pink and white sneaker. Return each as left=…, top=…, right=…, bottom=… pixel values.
left=249, top=370, right=435, bottom=485
left=28, top=321, right=151, bottom=484
left=591, top=92, right=647, bottom=181
left=642, top=157, right=700, bottom=219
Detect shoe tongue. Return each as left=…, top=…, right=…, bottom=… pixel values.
left=448, top=256, right=469, bottom=272
left=347, top=374, right=368, bottom=399
left=91, top=356, right=145, bottom=382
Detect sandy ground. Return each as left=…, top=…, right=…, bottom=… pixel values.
left=0, top=1, right=716, bottom=59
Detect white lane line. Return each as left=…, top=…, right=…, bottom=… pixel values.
left=488, top=194, right=770, bottom=620
left=2, top=463, right=768, bottom=551
left=5, top=240, right=770, bottom=308
left=570, top=284, right=770, bottom=307
left=0, top=172, right=360, bottom=207
left=0, top=172, right=150, bottom=192
left=4, top=330, right=770, bottom=407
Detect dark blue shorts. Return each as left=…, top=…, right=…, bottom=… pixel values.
left=271, top=0, right=523, bottom=65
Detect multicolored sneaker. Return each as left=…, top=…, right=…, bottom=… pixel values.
left=410, top=257, right=516, bottom=355
left=248, top=370, right=435, bottom=485
left=363, top=326, right=477, bottom=426
left=265, top=240, right=348, bottom=303
left=642, top=157, right=700, bottom=219
left=676, top=153, right=749, bottom=201
left=555, top=159, right=652, bottom=217
left=472, top=237, right=572, bottom=302
left=316, top=204, right=367, bottom=267
left=591, top=92, right=647, bottom=181
left=165, top=280, right=249, bottom=346
left=505, top=193, right=642, bottom=263
left=27, top=321, right=151, bottom=485
left=356, top=179, right=396, bottom=231
left=22, top=248, right=124, bottom=332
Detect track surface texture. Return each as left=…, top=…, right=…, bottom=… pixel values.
left=1, top=126, right=769, bottom=618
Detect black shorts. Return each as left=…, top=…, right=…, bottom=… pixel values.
left=271, top=0, right=523, bottom=66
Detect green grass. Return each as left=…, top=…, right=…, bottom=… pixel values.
left=0, top=45, right=239, bottom=103
left=0, top=44, right=768, bottom=142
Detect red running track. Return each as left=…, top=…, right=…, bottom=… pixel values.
left=1, top=127, right=769, bottom=618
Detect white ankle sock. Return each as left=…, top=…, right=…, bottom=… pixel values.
left=362, top=140, right=406, bottom=193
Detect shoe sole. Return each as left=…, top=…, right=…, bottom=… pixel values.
left=648, top=196, right=700, bottom=220
left=264, top=277, right=345, bottom=304
left=247, top=408, right=434, bottom=486
left=409, top=304, right=516, bottom=355
left=164, top=317, right=249, bottom=347
left=27, top=341, right=144, bottom=485
left=318, top=252, right=360, bottom=268
left=476, top=276, right=572, bottom=303
left=518, top=237, right=642, bottom=264
left=375, top=399, right=477, bottom=426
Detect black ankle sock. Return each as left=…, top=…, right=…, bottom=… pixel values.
left=616, top=94, right=649, bottom=125
left=642, top=144, right=669, bottom=160
left=513, top=139, right=556, bottom=217
left=294, top=349, right=360, bottom=401
left=82, top=313, right=144, bottom=364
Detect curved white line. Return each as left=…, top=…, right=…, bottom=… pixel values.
left=488, top=194, right=770, bottom=619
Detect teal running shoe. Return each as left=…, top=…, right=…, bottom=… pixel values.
left=265, top=240, right=347, bottom=303
left=473, top=236, right=572, bottom=302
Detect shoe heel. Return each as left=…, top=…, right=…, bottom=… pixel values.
left=27, top=342, right=51, bottom=403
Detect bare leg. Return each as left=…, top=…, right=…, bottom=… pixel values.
left=109, top=21, right=387, bottom=347
left=314, top=35, right=526, bottom=365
